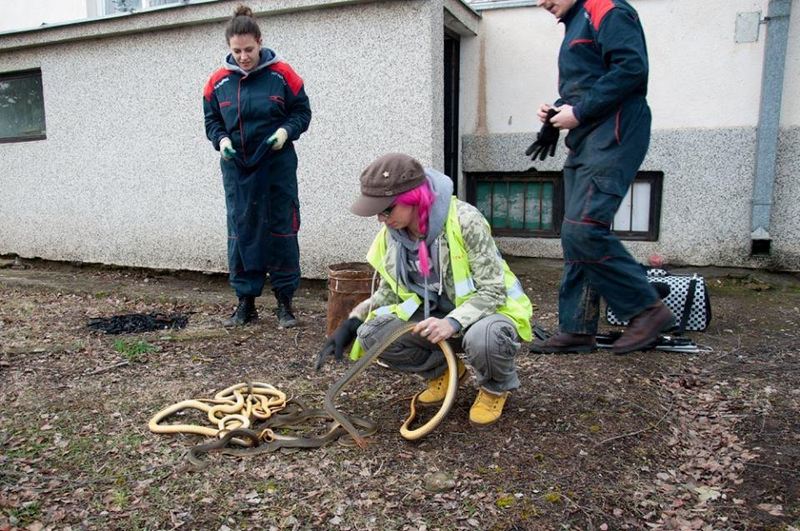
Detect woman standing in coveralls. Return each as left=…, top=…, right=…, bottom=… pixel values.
left=530, top=0, right=673, bottom=354
left=203, top=4, right=311, bottom=329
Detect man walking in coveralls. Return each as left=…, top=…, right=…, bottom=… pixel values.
left=530, top=0, right=674, bottom=354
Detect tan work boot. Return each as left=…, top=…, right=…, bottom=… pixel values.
left=469, top=388, right=509, bottom=428
left=417, top=358, right=467, bottom=406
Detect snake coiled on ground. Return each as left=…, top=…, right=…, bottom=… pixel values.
left=149, top=322, right=458, bottom=467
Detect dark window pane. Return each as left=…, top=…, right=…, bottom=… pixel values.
left=525, top=183, right=542, bottom=230
left=508, top=182, right=526, bottom=229
left=476, top=182, right=492, bottom=222
left=492, top=183, right=508, bottom=229
left=0, top=70, right=46, bottom=141
left=525, top=182, right=555, bottom=231
left=541, top=182, right=553, bottom=230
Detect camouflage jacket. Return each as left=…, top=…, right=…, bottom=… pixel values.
left=351, top=199, right=508, bottom=331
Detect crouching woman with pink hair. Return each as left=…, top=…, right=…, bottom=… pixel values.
left=316, top=153, right=534, bottom=428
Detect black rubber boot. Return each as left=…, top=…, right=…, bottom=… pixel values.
left=223, top=296, right=258, bottom=327
left=275, top=295, right=298, bottom=329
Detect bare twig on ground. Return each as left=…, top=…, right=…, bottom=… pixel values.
left=595, top=399, right=674, bottom=447
left=619, top=398, right=662, bottom=418
left=87, top=360, right=130, bottom=375
left=559, top=492, right=598, bottom=530
left=745, top=462, right=800, bottom=476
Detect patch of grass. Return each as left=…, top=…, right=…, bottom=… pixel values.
left=4, top=439, right=48, bottom=460
left=63, top=435, right=110, bottom=473
left=120, top=433, right=145, bottom=449
left=113, top=339, right=155, bottom=362
left=461, top=500, right=479, bottom=516
left=4, top=501, right=41, bottom=526
left=112, top=488, right=130, bottom=509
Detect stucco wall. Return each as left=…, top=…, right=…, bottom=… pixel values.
left=0, top=0, right=447, bottom=278
left=460, top=0, right=800, bottom=270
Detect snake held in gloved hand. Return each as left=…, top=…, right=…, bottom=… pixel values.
left=323, top=321, right=459, bottom=447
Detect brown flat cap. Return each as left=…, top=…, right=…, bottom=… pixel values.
left=350, top=153, right=426, bottom=217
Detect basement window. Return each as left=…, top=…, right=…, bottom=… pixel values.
left=466, top=170, right=662, bottom=241
left=610, top=172, right=663, bottom=241
left=467, top=171, right=563, bottom=238
left=0, top=69, right=46, bottom=143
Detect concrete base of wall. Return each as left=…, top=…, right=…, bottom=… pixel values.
left=462, top=126, right=800, bottom=271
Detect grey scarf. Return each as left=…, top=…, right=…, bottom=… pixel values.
left=388, top=168, right=454, bottom=318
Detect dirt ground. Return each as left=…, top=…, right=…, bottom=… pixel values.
left=1, top=255, right=799, bottom=531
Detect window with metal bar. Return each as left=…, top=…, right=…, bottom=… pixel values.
left=467, top=171, right=563, bottom=238
left=466, top=170, right=662, bottom=241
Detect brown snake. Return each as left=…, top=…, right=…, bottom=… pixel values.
left=323, top=321, right=459, bottom=446
left=151, top=322, right=458, bottom=468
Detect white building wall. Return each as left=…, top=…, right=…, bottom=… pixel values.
left=0, top=0, right=88, bottom=33
left=460, top=0, right=800, bottom=270
left=781, top=0, right=800, bottom=126
left=0, top=0, right=451, bottom=277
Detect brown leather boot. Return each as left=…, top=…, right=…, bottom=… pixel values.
left=612, top=301, right=674, bottom=354
left=530, top=332, right=596, bottom=353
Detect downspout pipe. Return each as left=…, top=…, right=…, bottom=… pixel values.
left=750, top=0, right=792, bottom=252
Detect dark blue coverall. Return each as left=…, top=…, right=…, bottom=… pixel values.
left=203, top=49, right=311, bottom=301
left=555, top=0, right=659, bottom=335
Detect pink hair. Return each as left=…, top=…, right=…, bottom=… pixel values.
left=394, top=181, right=435, bottom=277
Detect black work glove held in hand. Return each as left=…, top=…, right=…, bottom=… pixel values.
left=525, top=108, right=560, bottom=161
left=314, top=317, right=363, bottom=371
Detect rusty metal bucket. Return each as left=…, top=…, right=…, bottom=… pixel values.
left=326, top=262, right=378, bottom=336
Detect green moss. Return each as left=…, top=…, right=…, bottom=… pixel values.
left=496, top=495, right=515, bottom=509
left=543, top=491, right=562, bottom=504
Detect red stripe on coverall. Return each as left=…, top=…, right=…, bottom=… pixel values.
left=584, top=0, right=615, bottom=31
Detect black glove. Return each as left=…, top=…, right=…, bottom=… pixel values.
left=314, top=317, right=363, bottom=371
left=525, top=108, right=560, bottom=161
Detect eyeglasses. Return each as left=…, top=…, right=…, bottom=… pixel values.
left=379, top=205, right=395, bottom=217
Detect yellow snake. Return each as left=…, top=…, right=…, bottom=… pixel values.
left=148, top=382, right=290, bottom=446
left=150, top=323, right=458, bottom=466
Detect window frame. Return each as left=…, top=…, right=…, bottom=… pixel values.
left=465, top=170, right=663, bottom=241
left=610, top=171, right=663, bottom=241
left=97, top=0, right=180, bottom=15
left=465, top=170, right=564, bottom=238
left=0, top=68, right=47, bottom=144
